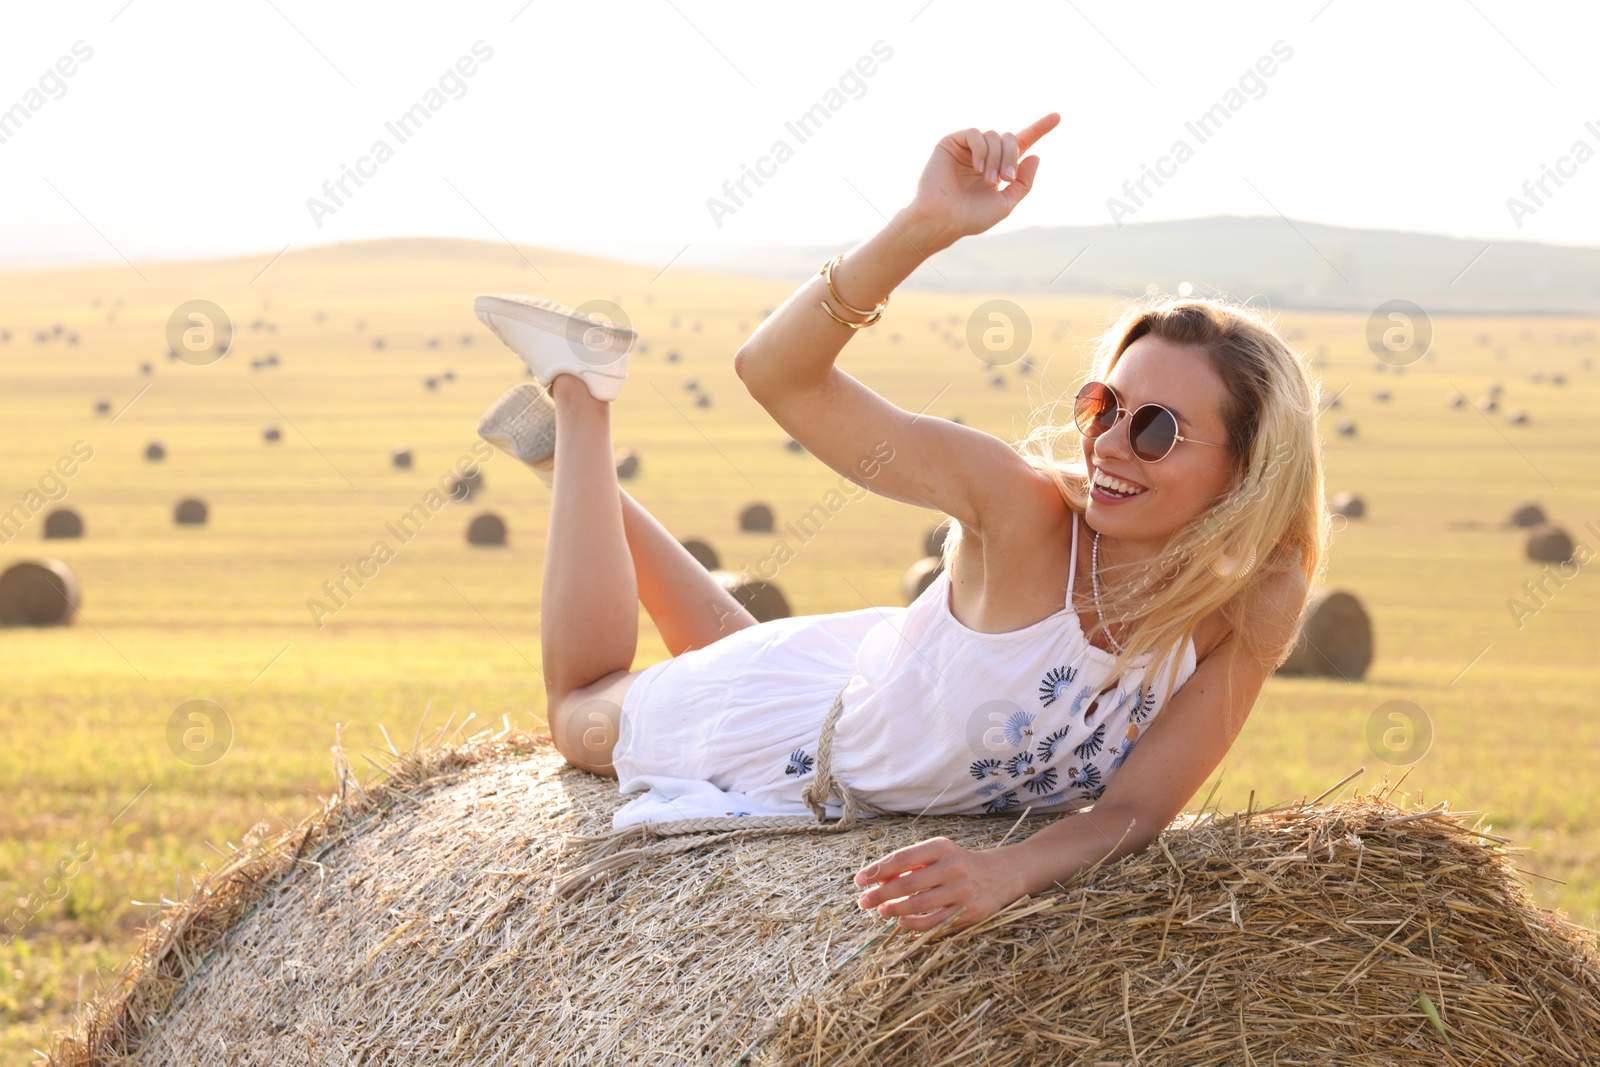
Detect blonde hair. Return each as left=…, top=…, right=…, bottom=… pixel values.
left=940, top=293, right=1329, bottom=700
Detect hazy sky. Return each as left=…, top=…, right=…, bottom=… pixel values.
left=2, top=1, right=1597, bottom=270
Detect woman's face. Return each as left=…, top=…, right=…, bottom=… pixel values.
left=1084, top=334, right=1237, bottom=553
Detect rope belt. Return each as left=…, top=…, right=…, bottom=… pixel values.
left=552, top=680, right=906, bottom=900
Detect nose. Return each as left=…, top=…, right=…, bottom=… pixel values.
left=1092, top=408, right=1139, bottom=466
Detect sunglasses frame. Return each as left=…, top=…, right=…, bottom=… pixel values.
left=1073, top=380, right=1229, bottom=463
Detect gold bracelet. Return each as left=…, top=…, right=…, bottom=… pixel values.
left=819, top=253, right=889, bottom=318
left=819, top=297, right=882, bottom=329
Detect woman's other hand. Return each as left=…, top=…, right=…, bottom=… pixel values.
left=854, top=836, right=1021, bottom=932
left=906, top=113, right=1060, bottom=246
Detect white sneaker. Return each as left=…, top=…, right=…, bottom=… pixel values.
left=473, top=294, right=635, bottom=402
left=477, top=382, right=556, bottom=486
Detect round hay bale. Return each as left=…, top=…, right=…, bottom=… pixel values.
left=711, top=569, right=790, bottom=622
left=683, top=378, right=700, bottom=392
left=1274, top=588, right=1373, bottom=680
left=1334, top=419, right=1357, bottom=436
left=1446, top=390, right=1464, bottom=408
left=43, top=509, right=84, bottom=539
left=262, top=425, right=282, bottom=443
left=695, top=393, right=712, bottom=408
left=1477, top=394, right=1498, bottom=412
left=1508, top=502, right=1546, bottom=527
left=0, top=559, right=79, bottom=625
left=902, top=556, right=944, bottom=604
left=1505, top=408, right=1529, bottom=425
left=989, top=373, right=1006, bottom=388
left=924, top=520, right=950, bottom=557
left=443, top=369, right=455, bottom=382
left=738, top=502, right=774, bottom=533
left=140, top=361, right=153, bottom=376
left=784, top=436, right=805, bottom=454
left=614, top=448, right=639, bottom=480
left=1485, top=381, right=1503, bottom=395
left=1328, top=491, right=1365, bottom=519
left=94, top=396, right=111, bottom=416
left=49, top=731, right=1600, bottom=1066
left=145, top=441, right=166, bottom=462
left=942, top=411, right=964, bottom=425
left=679, top=538, right=719, bottom=570
left=173, top=498, right=208, bottom=526
left=1552, top=372, right=1566, bottom=386
left=1526, top=522, right=1574, bottom=564
left=424, top=377, right=439, bottom=391
left=466, top=512, right=507, bottom=546
left=391, top=447, right=413, bottom=470
left=666, top=350, right=681, bottom=363
left=447, top=471, right=482, bottom=502
left=1371, top=389, right=1390, bottom=402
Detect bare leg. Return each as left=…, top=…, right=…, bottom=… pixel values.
left=541, top=375, right=759, bottom=776
left=620, top=487, right=758, bottom=656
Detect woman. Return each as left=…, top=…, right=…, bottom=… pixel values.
left=472, top=112, right=1328, bottom=933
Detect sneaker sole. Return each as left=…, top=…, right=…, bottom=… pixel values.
left=477, top=382, right=557, bottom=471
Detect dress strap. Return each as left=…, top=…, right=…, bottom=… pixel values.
left=1066, top=510, right=1079, bottom=611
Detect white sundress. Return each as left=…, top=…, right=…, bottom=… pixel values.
left=610, top=510, right=1199, bottom=829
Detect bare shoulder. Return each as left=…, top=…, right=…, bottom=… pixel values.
left=1191, top=564, right=1309, bottom=663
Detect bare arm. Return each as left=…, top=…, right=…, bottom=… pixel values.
left=734, top=115, right=1062, bottom=535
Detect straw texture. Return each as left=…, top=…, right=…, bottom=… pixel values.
left=45, top=721, right=1600, bottom=1066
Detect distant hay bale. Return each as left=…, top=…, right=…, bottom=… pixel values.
left=695, top=393, right=712, bottom=408
left=443, top=370, right=455, bottom=382
left=1485, top=381, right=1503, bottom=396
left=262, top=425, right=282, bottom=443
left=1446, top=390, right=1464, bottom=408
left=1529, top=371, right=1544, bottom=383
left=666, top=350, right=681, bottom=363
left=1371, top=389, right=1390, bottom=402
left=173, top=498, right=208, bottom=526
left=447, top=472, right=482, bottom=502
left=784, top=436, right=805, bottom=454
left=391, top=447, right=413, bottom=470
left=46, top=728, right=1600, bottom=1066
left=1508, top=502, right=1547, bottom=527
left=1505, top=409, right=1529, bottom=425
left=139, top=362, right=152, bottom=376
left=989, top=373, right=1006, bottom=388
left=1552, top=372, right=1566, bottom=386
left=43, top=509, right=84, bottom=540
left=466, top=512, right=507, bottom=547
left=678, top=538, right=719, bottom=570
left=943, top=411, right=964, bottom=425
left=94, top=396, right=111, bottom=416
left=372, top=337, right=385, bottom=350
left=425, top=377, right=439, bottom=391
left=1328, top=491, right=1365, bottom=519
left=1334, top=419, right=1357, bottom=436
left=0, top=559, right=80, bottom=626
left=614, top=448, right=639, bottom=480
left=1477, top=394, right=1498, bottom=412
left=924, top=520, right=951, bottom=557
left=683, top=378, right=700, bottom=392
left=1526, top=523, right=1574, bottom=564
left=145, top=442, right=165, bottom=462
left=1275, top=588, right=1373, bottom=680
left=711, top=569, right=790, bottom=622
left=902, top=556, right=944, bottom=604
left=738, top=502, right=774, bottom=533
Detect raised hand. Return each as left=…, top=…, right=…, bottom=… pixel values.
left=906, top=113, right=1061, bottom=247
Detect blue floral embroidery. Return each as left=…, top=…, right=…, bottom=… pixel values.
left=1036, top=791, right=1069, bottom=806
left=977, top=780, right=1010, bottom=798
left=1130, top=683, right=1158, bottom=723
left=970, top=758, right=1003, bottom=781
left=1037, top=665, right=1078, bottom=706
left=1109, top=737, right=1138, bottom=771
left=1073, top=722, right=1107, bottom=760
left=785, top=749, right=815, bottom=777
left=983, top=790, right=1020, bottom=813
left=1066, top=762, right=1103, bottom=793
left=1067, top=683, right=1097, bottom=719
left=1021, top=765, right=1059, bottom=796
left=724, top=810, right=751, bottom=817
left=1003, top=710, right=1037, bottom=747
left=1037, top=726, right=1072, bottom=763
left=1005, top=751, right=1035, bottom=778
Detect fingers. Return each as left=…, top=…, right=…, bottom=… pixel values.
left=961, top=127, right=987, bottom=178
left=855, top=837, right=954, bottom=887
left=857, top=865, right=939, bottom=909
left=898, top=903, right=967, bottom=933
left=1016, top=111, right=1061, bottom=151
left=982, top=130, right=1003, bottom=183
left=1000, top=153, right=1042, bottom=208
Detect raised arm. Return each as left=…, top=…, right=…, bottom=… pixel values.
left=734, top=115, right=1061, bottom=537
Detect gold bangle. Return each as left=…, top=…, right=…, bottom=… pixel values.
left=819, top=297, right=881, bottom=329
left=819, top=253, right=889, bottom=318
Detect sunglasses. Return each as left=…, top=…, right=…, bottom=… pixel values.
left=1073, top=381, right=1228, bottom=463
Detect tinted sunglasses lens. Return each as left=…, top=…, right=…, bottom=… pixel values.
left=1129, top=405, right=1179, bottom=461
left=1074, top=383, right=1117, bottom=436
